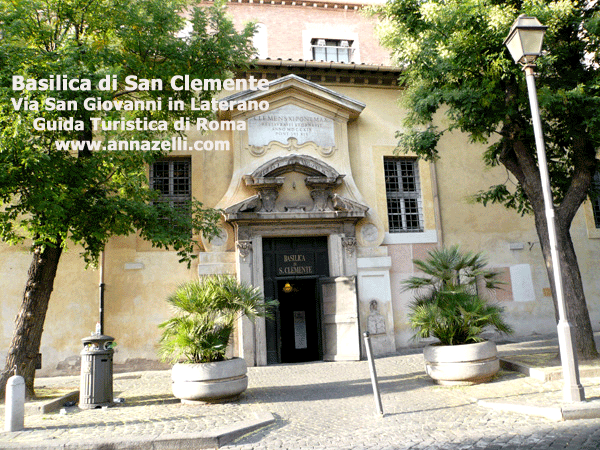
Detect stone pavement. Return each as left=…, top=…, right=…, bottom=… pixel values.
left=2, top=335, right=600, bottom=449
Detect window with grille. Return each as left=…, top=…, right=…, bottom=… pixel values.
left=592, top=172, right=600, bottom=229
left=150, top=158, right=192, bottom=230
left=311, top=39, right=353, bottom=63
left=384, top=158, right=424, bottom=233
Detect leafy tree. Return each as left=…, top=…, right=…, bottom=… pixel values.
left=377, top=0, right=600, bottom=359
left=0, top=0, right=256, bottom=398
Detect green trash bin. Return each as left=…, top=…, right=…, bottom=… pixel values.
left=79, top=334, right=115, bottom=409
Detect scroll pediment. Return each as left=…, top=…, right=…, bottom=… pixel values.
left=224, top=154, right=367, bottom=220
left=250, top=154, right=343, bottom=180
left=226, top=195, right=261, bottom=213
left=225, top=193, right=368, bottom=219
left=331, top=194, right=369, bottom=214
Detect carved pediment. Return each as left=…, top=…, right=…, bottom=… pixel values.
left=226, top=195, right=262, bottom=213
left=243, top=176, right=285, bottom=188
left=224, top=154, right=368, bottom=222
left=331, top=194, right=369, bottom=214
left=250, top=154, right=344, bottom=180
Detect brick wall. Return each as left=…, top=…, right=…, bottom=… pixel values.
left=224, top=2, right=391, bottom=65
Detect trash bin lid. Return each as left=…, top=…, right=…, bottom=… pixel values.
left=82, top=334, right=115, bottom=345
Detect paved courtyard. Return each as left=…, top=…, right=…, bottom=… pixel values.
left=2, top=337, right=600, bottom=449
left=223, top=352, right=600, bottom=450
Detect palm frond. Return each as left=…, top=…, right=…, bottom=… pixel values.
left=158, top=275, right=277, bottom=363
left=404, top=246, right=513, bottom=345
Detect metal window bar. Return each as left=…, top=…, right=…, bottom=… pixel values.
left=592, top=172, right=600, bottom=229
left=150, top=160, right=191, bottom=208
left=384, top=158, right=424, bottom=233
left=311, top=39, right=353, bottom=63
left=150, top=159, right=192, bottom=234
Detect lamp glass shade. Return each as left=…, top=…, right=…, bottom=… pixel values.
left=504, top=15, right=547, bottom=64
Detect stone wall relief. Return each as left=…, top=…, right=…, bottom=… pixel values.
left=367, top=300, right=386, bottom=336
left=355, top=221, right=384, bottom=248
left=201, top=224, right=234, bottom=252
left=236, top=240, right=252, bottom=261
left=342, top=237, right=357, bottom=256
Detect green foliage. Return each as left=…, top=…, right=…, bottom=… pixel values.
left=376, top=0, right=600, bottom=213
left=403, top=246, right=512, bottom=345
left=395, top=126, right=444, bottom=161
left=402, top=245, right=504, bottom=293
left=0, top=0, right=256, bottom=266
left=158, top=275, right=277, bottom=363
left=409, top=291, right=513, bottom=346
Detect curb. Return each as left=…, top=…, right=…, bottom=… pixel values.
left=0, top=411, right=276, bottom=449
left=25, top=391, right=79, bottom=415
left=478, top=399, right=600, bottom=421
left=500, top=357, right=600, bottom=382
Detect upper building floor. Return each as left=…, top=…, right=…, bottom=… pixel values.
left=211, top=0, right=391, bottom=66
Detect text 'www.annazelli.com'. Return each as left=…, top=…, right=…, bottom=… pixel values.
left=54, top=138, right=230, bottom=152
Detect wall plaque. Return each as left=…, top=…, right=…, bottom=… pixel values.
left=248, top=104, right=335, bottom=148
left=277, top=253, right=315, bottom=276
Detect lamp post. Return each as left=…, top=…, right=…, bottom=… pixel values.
left=504, top=15, right=585, bottom=403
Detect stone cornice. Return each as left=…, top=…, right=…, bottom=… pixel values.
left=237, top=60, right=402, bottom=88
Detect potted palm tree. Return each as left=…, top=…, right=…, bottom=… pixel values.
left=403, top=246, right=513, bottom=385
left=158, top=274, right=276, bottom=403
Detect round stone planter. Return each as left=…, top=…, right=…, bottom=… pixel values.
left=171, top=357, right=248, bottom=403
left=423, top=340, right=499, bottom=386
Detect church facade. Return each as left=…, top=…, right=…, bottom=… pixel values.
left=2, top=0, right=600, bottom=375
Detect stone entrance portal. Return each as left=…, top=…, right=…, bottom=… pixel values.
left=205, top=75, right=394, bottom=366
left=222, top=153, right=367, bottom=366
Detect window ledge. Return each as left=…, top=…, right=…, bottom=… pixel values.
left=587, top=228, right=600, bottom=239
left=382, top=230, right=438, bottom=245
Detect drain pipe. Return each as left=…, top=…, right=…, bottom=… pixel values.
left=99, top=250, right=105, bottom=335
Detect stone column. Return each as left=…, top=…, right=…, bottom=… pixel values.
left=251, top=236, right=268, bottom=366
left=236, top=239, right=255, bottom=365
left=327, top=234, right=344, bottom=277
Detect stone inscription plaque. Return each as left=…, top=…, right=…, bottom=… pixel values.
left=248, top=104, right=335, bottom=147
left=277, top=253, right=315, bottom=276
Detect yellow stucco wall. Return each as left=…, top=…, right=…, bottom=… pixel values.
left=2, top=79, right=599, bottom=375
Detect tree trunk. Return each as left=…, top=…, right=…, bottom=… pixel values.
left=499, top=131, right=598, bottom=361
left=0, top=239, right=63, bottom=399
left=533, top=209, right=598, bottom=361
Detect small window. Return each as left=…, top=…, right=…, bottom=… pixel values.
left=311, top=39, right=353, bottom=63
left=384, top=158, right=424, bottom=233
left=150, top=158, right=192, bottom=233
left=150, top=158, right=191, bottom=207
left=592, top=172, right=600, bottom=229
